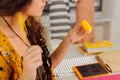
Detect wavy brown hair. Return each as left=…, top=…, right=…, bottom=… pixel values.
left=26, top=17, right=52, bottom=80
left=0, top=0, right=52, bottom=80
left=0, top=0, right=31, bottom=16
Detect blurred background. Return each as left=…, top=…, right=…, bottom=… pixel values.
left=41, top=0, right=120, bottom=51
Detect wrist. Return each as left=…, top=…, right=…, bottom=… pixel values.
left=18, top=73, right=33, bottom=80
left=64, top=35, right=74, bottom=45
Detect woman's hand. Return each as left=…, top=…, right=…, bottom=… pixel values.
left=66, top=24, right=87, bottom=44
left=81, top=31, right=95, bottom=43
left=19, top=45, right=43, bottom=80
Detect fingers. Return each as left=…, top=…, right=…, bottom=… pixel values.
left=21, top=45, right=43, bottom=80
left=23, top=45, right=43, bottom=67
left=68, top=22, right=95, bottom=44
left=82, top=32, right=95, bottom=43
left=79, top=33, right=87, bottom=42
left=34, top=60, right=43, bottom=68
left=73, top=24, right=82, bottom=31
left=75, top=23, right=95, bottom=43
left=24, top=45, right=42, bottom=58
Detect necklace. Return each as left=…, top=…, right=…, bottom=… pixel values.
left=2, top=17, right=44, bottom=78
left=2, top=16, right=30, bottom=47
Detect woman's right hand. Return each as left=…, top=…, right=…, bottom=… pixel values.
left=19, top=45, right=43, bottom=80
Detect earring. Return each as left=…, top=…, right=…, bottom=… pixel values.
left=18, top=12, right=27, bottom=39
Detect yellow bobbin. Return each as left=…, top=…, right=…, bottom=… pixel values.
left=81, top=20, right=93, bottom=33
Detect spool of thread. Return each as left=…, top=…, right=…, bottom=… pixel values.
left=81, top=20, right=93, bottom=33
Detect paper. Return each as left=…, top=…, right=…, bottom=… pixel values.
left=54, top=55, right=98, bottom=76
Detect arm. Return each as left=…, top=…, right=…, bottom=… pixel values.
left=76, top=0, right=95, bottom=42
left=50, top=0, right=94, bottom=68
left=51, top=25, right=86, bottom=68
left=50, top=36, right=73, bottom=68
left=76, top=0, right=94, bottom=26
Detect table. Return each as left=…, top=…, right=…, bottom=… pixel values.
left=54, top=44, right=98, bottom=80
left=53, top=44, right=120, bottom=80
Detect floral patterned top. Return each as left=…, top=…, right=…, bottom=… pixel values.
left=0, top=29, right=23, bottom=80
left=0, top=29, right=55, bottom=80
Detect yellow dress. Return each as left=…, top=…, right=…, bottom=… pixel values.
left=0, top=29, right=23, bottom=80
left=0, top=29, right=55, bottom=80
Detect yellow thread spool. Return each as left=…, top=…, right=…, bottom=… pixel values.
left=81, top=20, right=93, bottom=33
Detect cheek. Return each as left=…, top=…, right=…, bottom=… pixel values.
left=25, top=0, right=44, bottom=16
left=26, top=4, right=43, bottom=16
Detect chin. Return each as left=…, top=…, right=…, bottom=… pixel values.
left=35, top=12, right=43, bottom=17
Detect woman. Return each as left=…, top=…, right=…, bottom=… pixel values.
left=0, top=0, right=88, bottom=80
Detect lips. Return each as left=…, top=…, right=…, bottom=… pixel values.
left=41, top=4, right=46, bottom=9
left=41, top=6, right=45, bottom=10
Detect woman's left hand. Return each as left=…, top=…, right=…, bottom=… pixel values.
left=66, top=24, right=87, bottom=44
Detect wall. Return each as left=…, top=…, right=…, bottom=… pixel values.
left=109, top=0, right=120, bottom=46
left=91, top=0, right=120, bottom=48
